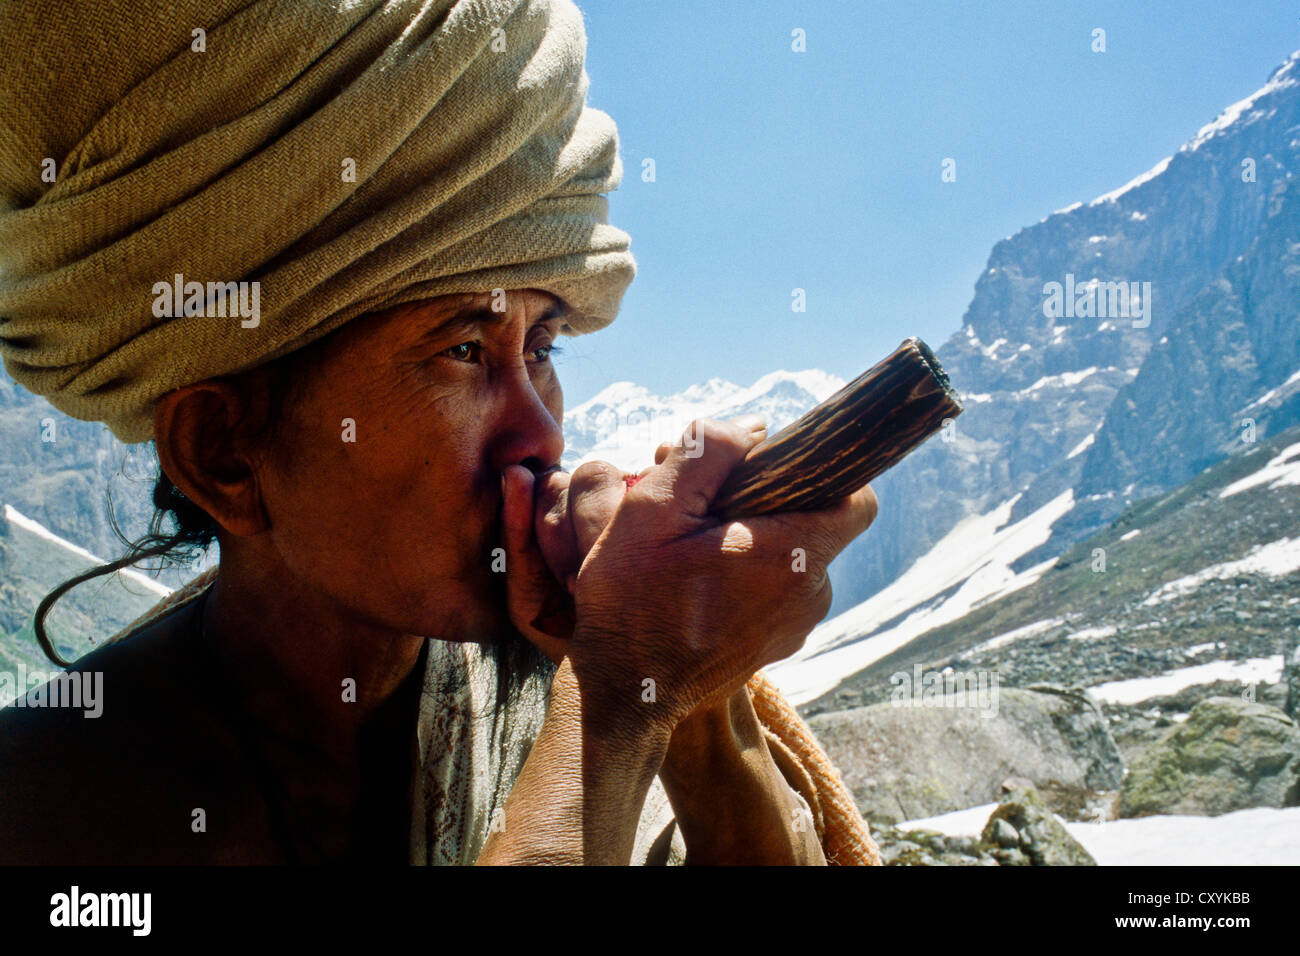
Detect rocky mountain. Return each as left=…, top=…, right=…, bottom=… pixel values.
left=0, top=504, right=166, bottom=705
left=787, top=420, right=1300, bottom=714
left=831, top=49, right=1300, bottom=611
left=0, top=372, right=165, bottom=574
left=781, top=423, right=1300, bottom=857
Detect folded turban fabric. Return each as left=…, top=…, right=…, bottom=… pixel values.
left=0, top=0, right=636, bottom=443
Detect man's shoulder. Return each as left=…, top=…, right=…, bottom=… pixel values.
left=0, top=609, right=195, bottom=746
left=0, top=606, right=244, bottom=863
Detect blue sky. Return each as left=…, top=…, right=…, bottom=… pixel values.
left=551, top=0, right=1300, bottom=409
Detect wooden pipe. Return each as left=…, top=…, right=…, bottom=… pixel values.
left=711, top=337, right=963, bottom=520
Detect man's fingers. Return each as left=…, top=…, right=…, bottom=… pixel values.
left=637, top=416, right=768, bottom=518
left=787, top=481, right=880, bottom=567
left=653, top=416, right=765, bottom=466
left=533, top=468, right=580, bottom=578
left=501, top=465, right=574, bottom=662
left=567, top=460, right=628, bottom=554
left=501, top=464, right=538, bottom=560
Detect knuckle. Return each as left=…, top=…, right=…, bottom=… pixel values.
left=790, top=520, right=840, bottom=568
left=570, top=460, right=623, bottom=495
left=768, top=625, right=810, bottom=664
left=811, top=575, right=833, bottom=618
left=858, top=485, right=879, bottom=527
left=684, top=417, right=741, bottom=453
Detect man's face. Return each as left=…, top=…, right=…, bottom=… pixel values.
left=253, top=289, right=567, bottom=641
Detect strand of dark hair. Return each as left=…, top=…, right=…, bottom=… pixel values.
left=34, top=471, right=217, bottom=668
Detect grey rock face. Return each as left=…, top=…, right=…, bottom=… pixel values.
left=828, top=52, right=1300, bottom=614
left=1120, top=696, right=1300, bottom=817
left=806, top=686, right=1124, bottom=825
left=1286, top=643, right=1300, bottom=720
left=980, top=784, right=1097, bottom=866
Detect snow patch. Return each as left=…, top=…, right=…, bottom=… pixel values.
left=1236, top=366, right=1300, bottom=412
left=1184, top=56, right=1300, bottom=152
left=2, top=504, right=172, bottom=597
left=1066, top=432, right=1096, bottom=459
left=969, top=617, right=1065, bottom=654
left=1218, top=441, right=1300, bottom=498
left=1023, top=366, right=1100, bottom=394
left=766, top=489, right=1075, bottom=706
left=1090, top=156, right=1172, bottom=206
left=899, top=803, right=999, bottom=836
left=982, top=337, right=1008, bottom=360
left=901, top=803, right=1300, bottom=866
left=1088, top=656, right=1284, bottom=705
left=1140, top=537, right=1300, bottom=607
left=1068, top=624, right=1118, bottom=642
left=1119, top=529, right=1141, bottom=541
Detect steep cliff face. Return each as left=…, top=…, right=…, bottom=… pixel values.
left=0, top=372, right=161, bottom=568
left=1077, top=172, right=1300, bottom=512
left=830, top=51, right=1300, bottom=611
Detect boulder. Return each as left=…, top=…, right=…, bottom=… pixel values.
left=806, top=685, right=1124, bottom=825
left=1120, top=696, right=1300, bottom=817
left=871, top=826, right=999, bottom=866
left=1286, top=642, right=1300, bottom=721
left=979, top=783, right=1097, bottom=866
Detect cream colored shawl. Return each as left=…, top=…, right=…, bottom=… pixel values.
left=409, top=633, right=692, bottom=865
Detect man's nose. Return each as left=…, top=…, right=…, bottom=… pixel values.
left=488, top=368, right=565, bottom=475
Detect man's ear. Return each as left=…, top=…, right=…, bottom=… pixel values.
left=153, top=381, right=270, bottom=537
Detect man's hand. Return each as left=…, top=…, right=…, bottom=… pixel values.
left=499, top=416, right=766, bottom=671
left=499, top=459, right=633, bottom=663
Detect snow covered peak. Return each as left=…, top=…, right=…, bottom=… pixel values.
left=563, top=380, right=657, bottom=420
left=677, top=376, right=739, bottom=405
left=1089, top=156, right=1172, bottom=207
left=1182, top=48, right=1299, bottom=153
left=562, top=368, right=845, bottom=472
left=1080, top=49, right=1300, bottom=208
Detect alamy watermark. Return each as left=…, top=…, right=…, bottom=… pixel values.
left=1042, top=273, right=1151, bottom=328
left=0, top=665, right=102, bottom=718
left=152, top=272, right=260, bottom=328
left=50, top=886, right=150, bottom=936
left=888, top=664, right=999, bottom=718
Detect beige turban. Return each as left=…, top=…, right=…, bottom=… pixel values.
left=0, top=0, right=635, bottom=443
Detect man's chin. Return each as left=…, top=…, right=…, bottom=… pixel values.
left=454, top=569, right=515, bottom=638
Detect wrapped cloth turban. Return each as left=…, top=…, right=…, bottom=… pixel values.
left=0, top=0, right=635, bottom=443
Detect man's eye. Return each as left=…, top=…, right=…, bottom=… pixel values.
left=444, top=341, right=480, bottom=362
left=529, top=343, right=563, bottom=364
